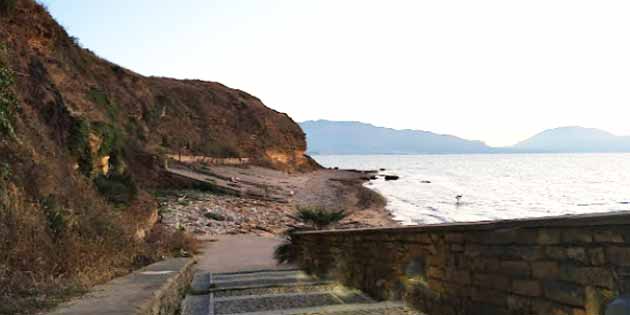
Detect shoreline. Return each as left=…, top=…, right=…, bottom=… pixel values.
left=158, top=165, right=399, bottom=238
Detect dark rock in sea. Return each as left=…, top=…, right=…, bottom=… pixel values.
left=421, top=180, right=431, bottom=183
left=370, top=175, right=378, bottom=180
left=384, top=175, right=400, bottom=181
left=380, top=168, right=386, bottom=171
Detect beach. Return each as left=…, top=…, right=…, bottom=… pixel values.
left=158, top=164, right=397, bottom=237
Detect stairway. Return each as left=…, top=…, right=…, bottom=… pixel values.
left=181, top=269, right=420, bottom=315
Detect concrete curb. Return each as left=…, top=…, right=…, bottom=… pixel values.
left=48, top=257, right=195, bottom=315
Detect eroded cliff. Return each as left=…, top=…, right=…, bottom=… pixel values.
left=0, top=1, right=316, bottom=313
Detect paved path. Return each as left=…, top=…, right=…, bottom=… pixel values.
left=182, top=235, right=421, bottom=315
left=196, top=235, right=292, bottom=273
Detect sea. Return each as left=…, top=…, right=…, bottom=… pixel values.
left=312, top=153, right=630, bottom=225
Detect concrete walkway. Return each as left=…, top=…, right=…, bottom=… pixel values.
left=183, top=235, right=421, bottom=315
left=196, top=235, right=293, bottom=273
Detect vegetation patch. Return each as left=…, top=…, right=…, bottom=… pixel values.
left=68, top=117, right=92, bottom=176
left=87, top=88, right=120, bottom=121
left=68, top=118, right=126, bottom=177
left=0, top=56, right=18, bottom=139
left=201, top=138, right=242, bottom=158
left=275, top=206, right=347, bottom=264
left=0, top=0, right=16, bottom=15
left=295, top=206, right=346, bottom=230
left=94, top=173, right=138, bottom=205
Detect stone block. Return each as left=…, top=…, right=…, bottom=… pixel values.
left=507, top=294, right=531, bottom=312
left=562, top=229, right=593, bottom=244
left=445, top=233, right=464, bottom=243
left=606, top=246, right=630, bottom=266
left=451, top=244, right=464, bottom=252
left=427, top=266, right=445, bottom=280
left=546, top=246, right=568, bottom=260
left=593, top=230, right=624, bottom=243
left=500, top=261, right=531, bottom=278
left=538, top=229, right=562, bottom=245
left=471, top=257, right=500, bottom=272
left=533, top=261, right=560, bottom=279
left=567, top=247, right=588, bottom=264
left=560, top=265, right=614, bottom=289
left=471, top=287, right=508, bottom=306
left=483, top=229, right=537, bottom=245
left=544, top=281, right=585, bottom=306
left=588, top=248, right=606, bottom=266
left=504, top=246, right=545, bottom=261
left=446, top=270, right=471, bottom=285
left=473, top=273, right=510, bottom=290
left=512, top=279, right=542, bottom=297
left=465, top=244, right=484, bottom=257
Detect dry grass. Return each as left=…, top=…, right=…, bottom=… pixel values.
left=0, top=173, right=198, bottom=315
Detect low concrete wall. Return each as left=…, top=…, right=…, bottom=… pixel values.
left=49, top=257, right=195, bottom=315
left=292, top=212, right=630, bottom=315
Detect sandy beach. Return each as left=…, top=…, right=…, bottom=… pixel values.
left=158, top=164, right=398, bottom=238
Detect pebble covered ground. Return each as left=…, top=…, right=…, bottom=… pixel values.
left=157, top=190, right=298, bottom=237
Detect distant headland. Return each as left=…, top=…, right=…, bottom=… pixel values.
left=300, top=120, right=630, bottom=155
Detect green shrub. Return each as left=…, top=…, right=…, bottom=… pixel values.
left=0, top=63, right=18, bottom=139
left=87, top=88, right=119, bottom=121
left=274, top=240, right=297, bottom=265
left=94, top=173, right=137, bottom=205
left=68, top=118, right=92, bottom=176
left=296, top=206, right=346, bottom=230
left=41, top=197, right=66, bottom=241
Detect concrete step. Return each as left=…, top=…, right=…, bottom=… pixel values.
left=215, top=292, right=345, bottom=314
left=219, top=302, right=418, bottom=315
left=182, top=269, right=420, bottom=315
left=213, top=269, right=302, bottom=279
left=191, top=269, right=331, bottom=294
left=181, top=294, right=210, bottom=315
left=213, top=284, right=338, bottom=298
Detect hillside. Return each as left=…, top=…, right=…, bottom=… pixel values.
left=300, top=120, right=495, bottom=155
left=514, top=126, right=630, bottom=153
left=0, top=1, right=316, bottom=313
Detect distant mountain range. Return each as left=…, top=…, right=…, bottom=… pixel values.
left=300, top=120, right=630, bottom=155
left=514, top=126, right=630, bottom=153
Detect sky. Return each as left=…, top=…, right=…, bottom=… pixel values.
left=40, top=0, right=630, bottom=146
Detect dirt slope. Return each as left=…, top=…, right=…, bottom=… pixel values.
left=0, top=1, right=317, bottom=313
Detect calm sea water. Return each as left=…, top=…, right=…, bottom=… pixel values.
left=312, top=153, right=630, bottom=225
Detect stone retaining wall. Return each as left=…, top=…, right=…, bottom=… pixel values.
left=292, top=212, right=630, bottom=315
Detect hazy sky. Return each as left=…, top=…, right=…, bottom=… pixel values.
left=41, top=0, right=630, bottom=146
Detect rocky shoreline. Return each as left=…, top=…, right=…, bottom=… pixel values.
left=157, top=166, right=398, bottom=238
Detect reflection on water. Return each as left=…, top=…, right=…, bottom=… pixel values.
left=313, top=153, right=630, bottom=225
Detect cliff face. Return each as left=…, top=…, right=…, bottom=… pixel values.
left=0, top=1, right=316, bottom=312
left=1, top=1, right=314, bottom=173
